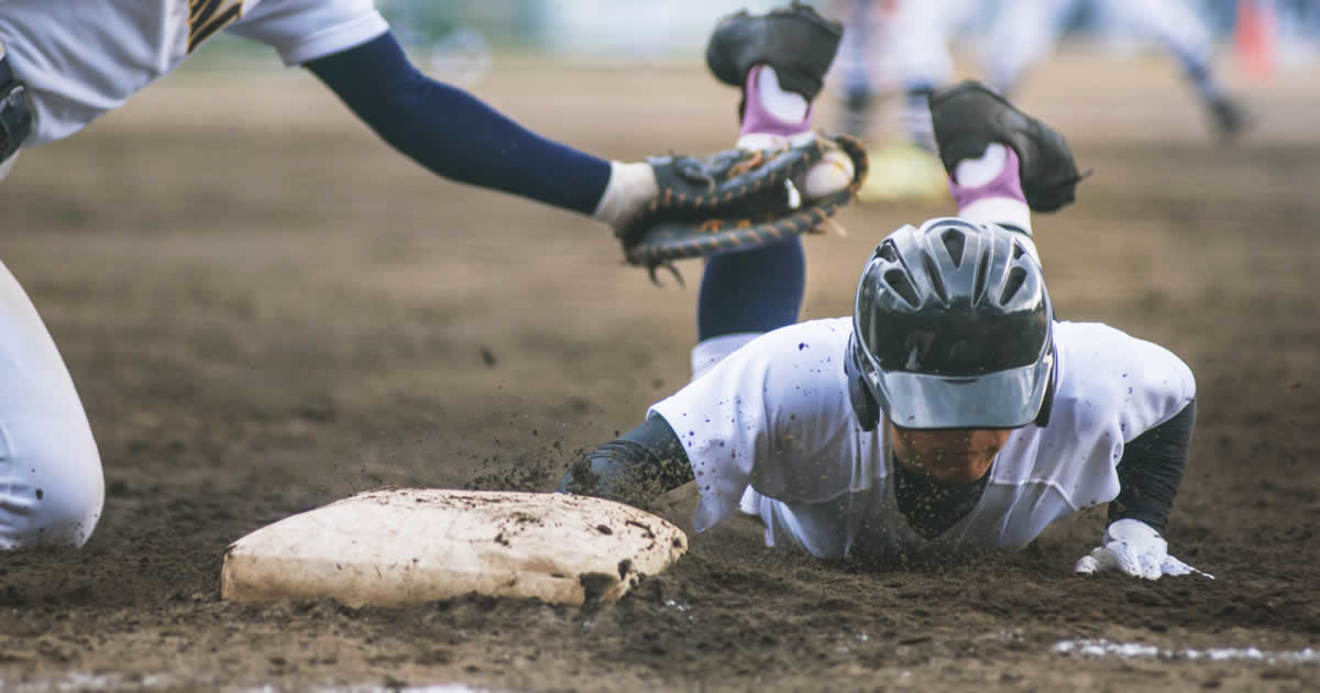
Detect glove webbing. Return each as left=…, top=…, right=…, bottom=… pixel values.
left=632, top=137, right=827, bottom=222
left=628, top=134, right=868, bottom=282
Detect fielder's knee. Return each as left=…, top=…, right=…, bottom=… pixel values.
left=0, top=430, right=104, bottom=550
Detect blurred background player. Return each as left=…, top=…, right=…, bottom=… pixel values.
left=830, top=0, right=973, bottom=200
left=828, top=0, right=1256, bottom=200
left=982, top=0, right=1249, bottom=138
left=833, top=0, right=971, bottom=149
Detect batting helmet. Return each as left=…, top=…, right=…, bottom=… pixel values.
left=845, top=218, right=1055, bottom=431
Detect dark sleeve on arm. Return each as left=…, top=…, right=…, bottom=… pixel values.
left=1107, top=399, right=1196, bottom=532
left=304, top=32, right=611, bottom=215
left=556, top=415, right=694, bottom=506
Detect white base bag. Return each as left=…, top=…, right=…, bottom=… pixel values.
left=221, top=488, right=688, bottom=607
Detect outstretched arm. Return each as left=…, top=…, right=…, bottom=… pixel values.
left=305, top=31, right=611, bottom=215
left=1109, top=400, right=1196, bottom=532
left=1074, top=400, right=1210, bottom=580
left=1073, top=360, right=1211, bottom=583
left=557, top=415, right=694, bottom=509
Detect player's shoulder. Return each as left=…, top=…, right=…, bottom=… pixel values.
left=739, top=317, right=852, bottom=382
left=704, top=317, right=850, bottom=372
left=1052, top=320, right=1195, bottom=434
left=680, top=317, right=853, bottom=414
left=750, top=317, right=853, bottom=358
left=1055, top=321, right=1194, bottom=386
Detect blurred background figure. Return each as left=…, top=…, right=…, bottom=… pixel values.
left=1270, top=0, right=1320, bottom=66
left=982, top=0, right=1251, bottom=139
left=829, top=0, right=980, bottom=200
left=377, top=1, right=493, bottom=86
left=833, top=0, right=968, bottom=149
left=818, top=0, right=1290, bottom=199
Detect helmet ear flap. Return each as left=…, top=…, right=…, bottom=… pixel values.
left=845, top=334, right=882, bottom=431
left=1033, top=344, right=1058, bottom=427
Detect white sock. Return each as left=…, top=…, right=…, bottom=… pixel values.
left=756, top=66, right=809, bottom=124
left=953, top=143, right=1008, bottom=186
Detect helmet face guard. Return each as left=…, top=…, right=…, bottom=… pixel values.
left=849, top=331, right=1053, bottom=429
left=849, top=219, right=1055, bottom=430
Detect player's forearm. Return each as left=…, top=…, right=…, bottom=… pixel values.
left=556, top=415, right=694, bottom=506
left=305, top=32, right=610, bottom=215
left=1108, top=399, right=1196, bottom=532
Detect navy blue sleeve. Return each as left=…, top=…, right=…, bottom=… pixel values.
left=697, top=238, right=805, bottom=341
left=305, top=32, right=611, bottom=215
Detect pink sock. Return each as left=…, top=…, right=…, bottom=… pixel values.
left=739, top=65, right=813, bottom=138
left=948, top=145, right=1026, bottom=208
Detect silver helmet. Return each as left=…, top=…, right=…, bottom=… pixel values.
left=845, top=218, right=1055, bottom=430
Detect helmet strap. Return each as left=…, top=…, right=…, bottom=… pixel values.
left=1033, top=344, right=1059, bottom=427
left=850, top=376, right=881, bottom=432
left=845, top=335, right=882, bottom=431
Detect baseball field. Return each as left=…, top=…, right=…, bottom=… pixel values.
left=0, top=50, right=1316, bottom=690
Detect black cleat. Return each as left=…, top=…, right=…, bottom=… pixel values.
left=705, top=2, right=842, bottom=101
left=929, top=80, right=1083, bottom=213
left=1207, top=95, right=1249, bottom=141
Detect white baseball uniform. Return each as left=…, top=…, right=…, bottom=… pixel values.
left=983, top=0, right=1216, bottom=94
left=0, top=0, right=389, bottom=549
left=651, top=312, right=1195, bottom=561
left=0, top=0, right=388, bottom=147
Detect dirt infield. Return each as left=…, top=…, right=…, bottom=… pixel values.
left=0, top=53, right=1317, bottom=690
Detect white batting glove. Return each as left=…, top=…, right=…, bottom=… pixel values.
left=1074, top=518, right=1213, bottom=581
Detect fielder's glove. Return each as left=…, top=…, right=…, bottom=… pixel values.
left=929, top=80, right=1085, bottom=212
left=619, top=133, right=868, bottom=282
left=1074, top=518, right=1213, bottom=581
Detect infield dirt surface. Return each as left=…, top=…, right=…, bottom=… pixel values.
left=0, top=52, right=1316, bottom=690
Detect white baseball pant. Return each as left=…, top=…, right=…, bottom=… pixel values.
left=0, top=258, right=103, bottom=549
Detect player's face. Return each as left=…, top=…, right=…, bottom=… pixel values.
left=887, top=424, right=1013, bottom=484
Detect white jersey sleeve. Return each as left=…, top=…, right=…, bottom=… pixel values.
left=1056, top=321, right=1196, bottom=444
left=649, top=318, right=868, bottom=534
left=0, top=0, right=388, bottom=146
left=1003, top=320, right=1196, bottom=539
left=227, top=0, right=387, bottom=66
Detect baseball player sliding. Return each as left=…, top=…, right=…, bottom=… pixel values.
left=561, top=15, right=1210, bottom=580
left=0, top=1, right=858, bottom=550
